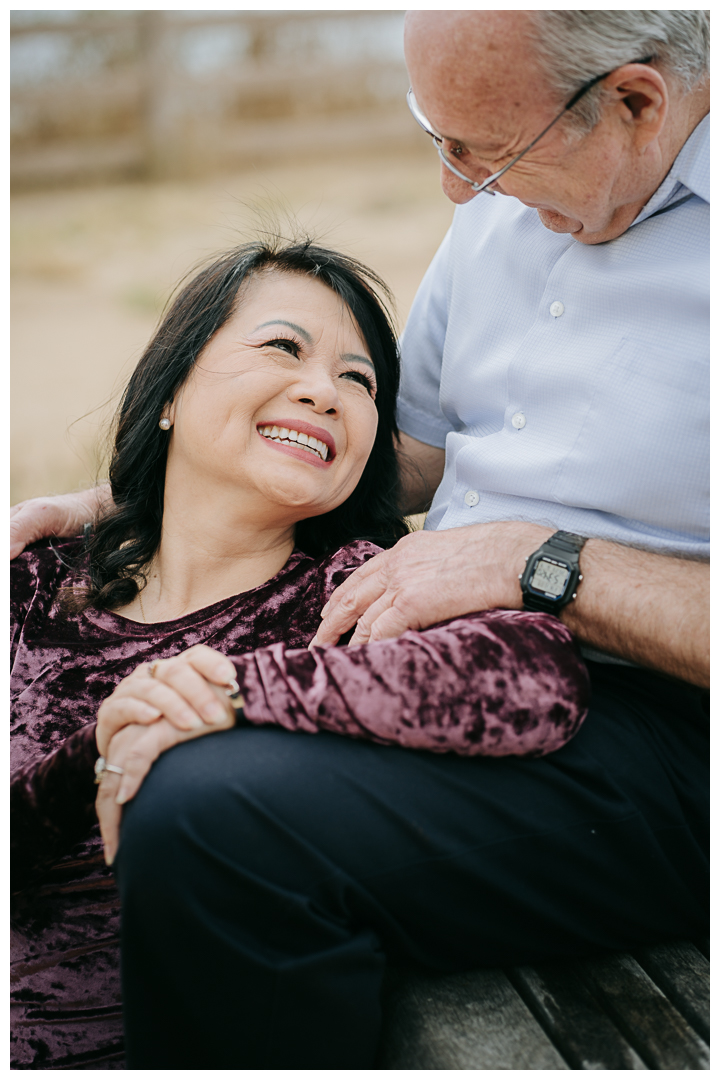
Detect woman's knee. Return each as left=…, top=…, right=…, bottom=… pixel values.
left=115, top=726, right=340, bottom=894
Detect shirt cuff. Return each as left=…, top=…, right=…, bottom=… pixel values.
left=396, top=397, right=452, bottom=450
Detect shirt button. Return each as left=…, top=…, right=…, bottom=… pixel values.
left=550, top=300, right=565, bottom=317
left=511, top=412, right=526, bottom=430
left=464, top=490, right=480, bottom=507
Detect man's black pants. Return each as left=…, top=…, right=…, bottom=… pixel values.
left=116, top=662, right=708, bottom=1068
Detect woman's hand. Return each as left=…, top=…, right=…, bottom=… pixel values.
left=95, top=644, right=241, bottom=865
left=96, top=644, right=239, bottom=757
left=96, top=700, right=236, bottom=866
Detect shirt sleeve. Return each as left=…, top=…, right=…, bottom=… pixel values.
left=231, top=609, right=590, bottom=758
left=11, top=547, right=43, bottom=667
left=11, top=540, right=101, bottom=892
left=11, top=723, right=99, bottom=893
left=396, top=225, right=456, bottom=449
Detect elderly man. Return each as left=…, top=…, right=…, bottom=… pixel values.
left=10, top=10, right=708, bottom=1070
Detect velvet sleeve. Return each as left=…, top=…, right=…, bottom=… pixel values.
left=10, top=723, right=99, bottom=893
left=231, top=608, right=590, bottom=757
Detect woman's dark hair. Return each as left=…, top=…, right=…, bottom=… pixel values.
left=80, top=237, right=409, bottom=611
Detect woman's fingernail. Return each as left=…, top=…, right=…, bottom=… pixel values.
left=104, top=846, right=114, bottom=867
left=308, top=636, right=318, bottom=648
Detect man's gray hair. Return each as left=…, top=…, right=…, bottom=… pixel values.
left=530, top=10, right=710, bottom=132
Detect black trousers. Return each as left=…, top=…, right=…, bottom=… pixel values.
left=116, top=662, right=708, bottom=1069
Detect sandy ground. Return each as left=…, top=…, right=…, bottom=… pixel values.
left=11, top=147, right=454, bottom=504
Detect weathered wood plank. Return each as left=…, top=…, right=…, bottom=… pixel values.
left=377, top=967, right=569, bottom=1069
left=579, top=952, right=709, bottom=1070
left=634, top=941, right=709, bottom=1043
left=509, top=961, right=647, bottom=1069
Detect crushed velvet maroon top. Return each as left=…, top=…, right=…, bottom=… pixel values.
left=11, top=537, right=589, bottom=1070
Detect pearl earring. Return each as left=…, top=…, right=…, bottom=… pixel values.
left=159, top=418, right=171, bottom=431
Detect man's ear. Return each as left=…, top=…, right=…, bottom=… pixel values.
left=603, top=63, right=668, bottom=147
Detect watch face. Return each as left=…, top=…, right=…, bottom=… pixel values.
left=529, top=558, right=570, bottom=598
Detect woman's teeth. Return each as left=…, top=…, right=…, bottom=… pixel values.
left=259, top=425, right=329, bottom=461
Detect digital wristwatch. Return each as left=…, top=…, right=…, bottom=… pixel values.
left=520, top=530, right=587, bottom=615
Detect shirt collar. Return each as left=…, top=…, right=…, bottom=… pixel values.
left=631, top=112, right=709, bottom=227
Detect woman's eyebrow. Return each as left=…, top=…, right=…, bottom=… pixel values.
left=254, top=319, right=312, bottom=343
left=342, top=352, right=375, bottom=370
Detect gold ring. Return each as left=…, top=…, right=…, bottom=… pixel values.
left=147, top=660, right=162, bottom=678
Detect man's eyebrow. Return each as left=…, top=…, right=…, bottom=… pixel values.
left=254, top=319, right=312, bottom=343
left=342, top=352, right=375, bottom=370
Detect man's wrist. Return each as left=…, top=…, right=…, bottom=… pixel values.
left=476, top=521, right=554, bottom=610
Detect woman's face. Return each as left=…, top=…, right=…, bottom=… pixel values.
left=164, top=271, right=380, bottom=525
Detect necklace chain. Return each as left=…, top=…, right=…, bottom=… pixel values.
left=138, top=589, right=147, bottom=623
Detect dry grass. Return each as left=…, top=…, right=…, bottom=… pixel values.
left=11, top=146, right=453, bottom=505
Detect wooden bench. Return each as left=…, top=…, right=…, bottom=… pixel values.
left=378, top=939, right=709, bottom=1069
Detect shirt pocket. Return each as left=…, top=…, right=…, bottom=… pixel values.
left=550, top=336, right=708, bottom=533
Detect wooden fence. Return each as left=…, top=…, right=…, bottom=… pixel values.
left=11, top=10, right=421, bottom=188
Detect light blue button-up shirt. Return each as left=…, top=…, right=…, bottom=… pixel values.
left=398, top=114, right=709, bottom=559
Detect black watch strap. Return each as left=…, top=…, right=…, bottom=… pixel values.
left=546, top=530, right=587, bottom=554
left=521, top=530, right=587, bottom=615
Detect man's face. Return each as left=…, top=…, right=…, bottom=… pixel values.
left=404, top=11, right=663, bottom=245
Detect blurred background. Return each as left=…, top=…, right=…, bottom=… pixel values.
left=11, top=9, right=454, bottom=504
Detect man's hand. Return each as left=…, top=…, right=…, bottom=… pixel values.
left=312, top=521, right=550, bottom=645
left=10, top=484, right=111, bottom=558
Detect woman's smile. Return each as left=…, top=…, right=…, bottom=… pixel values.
left=256, top=418, right=336, bottom=466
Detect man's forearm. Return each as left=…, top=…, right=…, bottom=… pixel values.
left=471, top=521, right=709, bottom=687
left=559, top=539, right=709, bottom=688
left=396, top=432, right=446, bottom=516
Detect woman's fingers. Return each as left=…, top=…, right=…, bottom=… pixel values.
left=168, top=643, right=238, bottom=685
left=103, top=677, right=209, bottom=735
left=113, top=722, right=179, bottom=807
left=96, top=696, right=162, bottom=757
left=95, top=767, right=124, bottom=865
left=96, top=645, right=238, bottom=755
left=151, top=666, right=228, bottom=726
left=149, top=651, right=235, bottom=725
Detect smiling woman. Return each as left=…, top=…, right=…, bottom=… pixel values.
left=78, top=240, right=406, bottom=621
left=11, top=235, right=591, bottom=1069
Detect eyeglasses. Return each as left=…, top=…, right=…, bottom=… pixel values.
left=407, top=58, right=653, bottom=195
